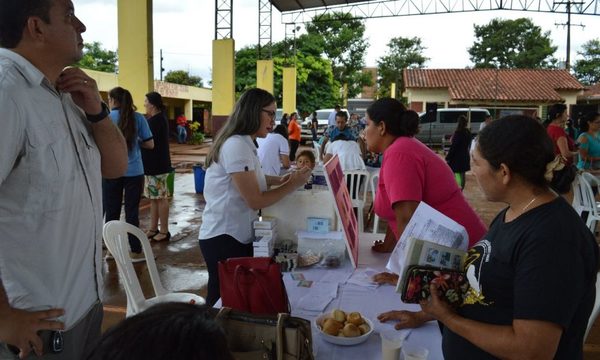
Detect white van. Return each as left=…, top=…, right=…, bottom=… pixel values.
left=416, top=108, right=490, bottom=145
left=301, top=108, right=349, bottom=142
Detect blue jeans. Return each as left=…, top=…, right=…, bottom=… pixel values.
left=177, top=125, right=187, bottom=144
left=102, top=175, right=145, bottom=253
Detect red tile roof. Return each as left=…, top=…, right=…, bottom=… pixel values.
left=403, top=69, right=584, bottom=103
left=579, top=83, right=600, bottom=100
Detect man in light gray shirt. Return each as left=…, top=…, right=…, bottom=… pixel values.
left=0, top=0, right=128, bottom=358
left=328, top=104, right=341, bottom=126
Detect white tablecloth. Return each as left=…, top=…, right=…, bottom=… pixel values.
left=284, top=232, right=443, bottom=360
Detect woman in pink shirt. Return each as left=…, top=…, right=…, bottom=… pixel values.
left=365, top=98, right=486, bottom=253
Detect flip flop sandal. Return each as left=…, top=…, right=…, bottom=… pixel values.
left=152, top=232, right=171, bottom=242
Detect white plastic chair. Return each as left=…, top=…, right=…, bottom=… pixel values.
left=585, top=273, right=600, bottom=343
left=103, top=220, right=205, bottom=317
left=582, top=172, right=600, bottom=209
left=369, top=170, right=381, bottom=234
left=313, top=141, right=322, bottom=164
left=573, top=175, right=600, bottom=233
left=344, top=170, right=370, bottom=233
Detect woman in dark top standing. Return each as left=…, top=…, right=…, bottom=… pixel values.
left=311, top=111, right=319, bottom=142
left=141, top=92, right=173, bottom=241
left=419, top=115, right=597, bottom=359
left=445, top=115, right=471, bottom=190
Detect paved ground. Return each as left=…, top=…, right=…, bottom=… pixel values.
left=100, top=141, right=600, bottom=359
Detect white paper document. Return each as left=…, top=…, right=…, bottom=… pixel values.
left=297, top=293, right=335, bottom=312
left=346, top=268, right=380, bottom=289
left=386, top=202, right=468, bottom=277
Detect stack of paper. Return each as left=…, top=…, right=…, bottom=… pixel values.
left=384, top=202, right=469, bottom=293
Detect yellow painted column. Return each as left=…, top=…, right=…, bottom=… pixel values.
left=185, top=100, right=193, bottom=120
left=282, top=67, right=296, bottom=114
left=117, top=0, right=153, bottom=107
left=390, top=83, right=396, bottom=99
left=256, top=60, right=274, bottom=94
left=212, top=39, right=235, bottom=136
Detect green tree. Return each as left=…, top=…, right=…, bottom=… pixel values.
left=376, top=37, right=429, bottom=99
left=164, top=70, right=204, bottom=87
left=573, top=39, right=600, bottom=85
left=468, top=18, right=558, bottom=69
left=76, top=41, right=117, bottom=73
left=235, top=43, right=337, bottom=114
left=304, top=12, right=370, bottom=100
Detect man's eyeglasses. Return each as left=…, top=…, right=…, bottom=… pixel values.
left=262, top=109, right=276, bottom=119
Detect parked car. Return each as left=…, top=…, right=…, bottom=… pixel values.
left=301, top=108, right=350, bottom=143
left=416, top=108, right=490, bottom=145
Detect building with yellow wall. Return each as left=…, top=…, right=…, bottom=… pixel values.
left=83, top=68, right=213, bottom=134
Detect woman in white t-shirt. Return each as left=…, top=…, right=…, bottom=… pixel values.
left=323, top=133, right=366, bottom=171
left=198, top=88, right=312, bottom=305
left=257, top=124, right=290, bottom=176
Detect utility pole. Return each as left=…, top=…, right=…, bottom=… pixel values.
left=159, top=49, right=165, bottom=81
left=554, top=1, right=585, bottom=70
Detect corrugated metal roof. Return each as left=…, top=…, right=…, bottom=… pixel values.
left=403, top=68, right=584, bottom=103
left=270, top=0, right=370, bottom=13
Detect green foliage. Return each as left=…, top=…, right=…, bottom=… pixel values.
left=304, top=12, right=369, bottom=99
left=376, top=37, right=429, bottom=99
left=573, top=39, right=600, bottom=85
left=164, top=70, right=204, bottom=87
left=188, top=122, right=204, bottom=145
left=235, top=44, right=337, bottom=114
left=468, top=18, right=558, bottom=69
left=76, top=42, right=117, bottom=73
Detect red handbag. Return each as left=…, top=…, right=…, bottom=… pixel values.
left=218, top=257, right=290, bottom=315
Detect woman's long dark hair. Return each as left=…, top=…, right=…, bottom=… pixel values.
left=145, top=91, right=166, bottom=113
left=478, top=115, right=576, bottom=194
left=366, top=98, right=418, bottom=137
left=543, top=103, right=567, bottom=127
left=579, top=112, right=600, bottom=133
left=205, top=88, right=276, bottom=167
left=109, top=87, right=137, bottom=151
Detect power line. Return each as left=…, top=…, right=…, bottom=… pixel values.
left=554, top=1, right=585, bottom=70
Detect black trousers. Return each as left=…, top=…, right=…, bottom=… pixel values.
left=102, top=175, right=145, bottom=253
left=198, top=234, right=253, bottom=306
left=289, top=139, right=300, bottom=161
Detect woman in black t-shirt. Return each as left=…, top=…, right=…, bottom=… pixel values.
left=418, top=115, right=597, bottom=359
left=141, top=92, right=173, bottom=242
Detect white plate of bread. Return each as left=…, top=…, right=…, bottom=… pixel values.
left=314, top=309, right=373, bottom=346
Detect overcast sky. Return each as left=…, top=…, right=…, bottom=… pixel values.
left=75, top=0, right=599, bottom=84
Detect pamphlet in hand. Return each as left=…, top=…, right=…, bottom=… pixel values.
left=385, top=202, right=469, bottom=291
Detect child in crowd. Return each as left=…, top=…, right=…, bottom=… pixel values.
left=295, top=150, right=316, bottom=170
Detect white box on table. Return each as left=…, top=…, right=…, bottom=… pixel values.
left=255, top=227, right=277, bottom=238
left=253, top=236, right=274, bottom=249
left=253, top=217, right=277, bottom=230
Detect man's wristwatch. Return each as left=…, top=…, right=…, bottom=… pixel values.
left=85, top=102, right=110, bottom=123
